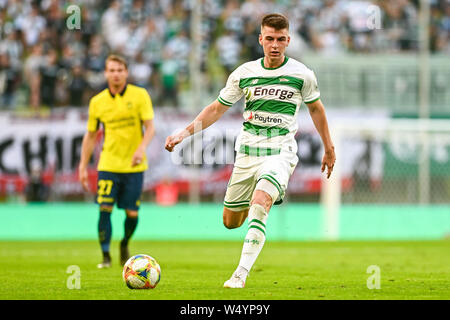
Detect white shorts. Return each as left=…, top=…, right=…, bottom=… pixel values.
left=223, top=151, right=298, bottom=209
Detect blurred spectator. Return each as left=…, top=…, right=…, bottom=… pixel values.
left=315, top=0, right=346, bottom=54
left=439, top=2, right=450, bottom=52
left=381, top=0, right=418, bottom=51
left=129, top=53, right=152, bottom=88
left=38, top=27, right=59, bottom=53
left=126, top=0, right=148, bottom=26
left=44, top=0, right=66, bottom=34
left=241, top=19, right=264, bottom=61
left=84, top=36, right=107, bottom=93
left=141, top=18, right=164, bottom=66
left=430, top=1, right=450, bottom=52
left=39, top=49, right=59, bottom=108
left=67, top=64, right=89, bottom=107
left=25, top=164, right=50, bottom=202
left=61, top=29, right=86, bottom=60
left=101, top=0, right=128, bottom=52
left=0, top=29, right=23, bottom=65
left=164, top=29, right=191, bottom=74
left=221, top=0, right=244, bottom=35
left=59, top=45, right=76, bottom=71
left=164, top=0, right=188, bottom=40
left=343, top=0, right=380, bottom=52
left=23, top=44, right=45, bottom=110
left=215, top=30, right=242, bottom=75
left=240, top=0, right=271, bottom=24
left=0, top=29, right=22, bottom=109
left=123, top=19, right=147, bottom=60
left=0, top=52, right=20, bottom=109
left=159, top=48, right=180, bottom=107
left=15, top=3, right=46, bottom=47
left=80, top=6, right=99, bottom=47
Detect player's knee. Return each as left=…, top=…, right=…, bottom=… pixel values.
left=223, top=208, right=247, bottom=229
left=100, top=205, right=113, bottom=213
left=251, top=179, right=280, bottom=212
left=223, top=220, right=239, bottom=229
left=125, top=210, right=138, bottom=218
left=223, top=216, right=242, bottom=229
left=250, top=190, right=272, bottom=212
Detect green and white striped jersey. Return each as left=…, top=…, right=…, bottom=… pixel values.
left=218, top=56, right=320, bottom=157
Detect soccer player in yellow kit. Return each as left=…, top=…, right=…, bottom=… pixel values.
left=79, top=55, right=155, bottom=268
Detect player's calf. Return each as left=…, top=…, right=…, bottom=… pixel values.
left=121, top=209, right=139, bottom=265
left=223, top=207, right=249, bottom=229
left=224, top=180, right=280, bottom=286
left=97, top=205, right=113, bottom=268
left=224, top=203, right=268, bottom=288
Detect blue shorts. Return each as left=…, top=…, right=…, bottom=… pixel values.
left=96, top=171, right=144, bottom=211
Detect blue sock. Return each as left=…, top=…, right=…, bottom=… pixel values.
left=98, top=208, right=112, bottom=254
left=123, top=216, right=138, bottom=244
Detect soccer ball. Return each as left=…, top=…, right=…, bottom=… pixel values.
left=122, top=254, right=161, bottom=289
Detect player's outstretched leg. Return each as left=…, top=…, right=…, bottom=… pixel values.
left=224, top=180, right=278, bottom=288
left=224, top=202, right=268, bottom=288
left=97, top=206, right=113, bottom=268
left=121, top=210, right=138, bottom=265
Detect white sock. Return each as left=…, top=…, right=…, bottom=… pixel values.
left=234, top=266, right=249, bottom=279
left=237, top=204, right=268, bottom=275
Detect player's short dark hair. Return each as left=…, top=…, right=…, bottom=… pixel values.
left=105, top=54, right=128, bottom=70
left=261, top=13, right=289, bottom=31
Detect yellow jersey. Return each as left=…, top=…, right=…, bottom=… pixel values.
left=87, top=84, right=154, bottom=173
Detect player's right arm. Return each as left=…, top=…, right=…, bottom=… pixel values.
left=165, top=99, right=229, bottom=152
left=79, top=98, right=99, bottom=192
left=79, top=130, right=98, bottom=192
left=165, top=66, right=244, bottom=152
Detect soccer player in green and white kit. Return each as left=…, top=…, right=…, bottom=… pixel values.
left=165, top=13, right=336, bottom=288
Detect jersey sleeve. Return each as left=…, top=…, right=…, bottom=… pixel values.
left=86, top=98, right=99, bottom=132
left=217, top=67, right=244, bottom=107
left=302, top=69, right=321, bottom=104
left=140, top=89, right=154, bottom=120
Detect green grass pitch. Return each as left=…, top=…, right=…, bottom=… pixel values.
left=0, top=240, right=449, bottom=300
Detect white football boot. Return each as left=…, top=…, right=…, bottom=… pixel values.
left=97, top=256, right=112, bottom=269
left=223, top=269, right=247, bottom=288
left=97, top=261, right=111, bottom=269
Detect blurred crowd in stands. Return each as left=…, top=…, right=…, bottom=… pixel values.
left=0, top=0, right=449, bottom=110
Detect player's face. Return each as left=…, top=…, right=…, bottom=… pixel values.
left=104, top=61, right=128, bottom=87
left=259, top=26, right=290, bottom=60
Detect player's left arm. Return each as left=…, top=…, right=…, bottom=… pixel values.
left=132, top=89, right=155, bottom=166
left=131, top=119, right=155, bottom=166
left=306, top=99, right=335, bottom=178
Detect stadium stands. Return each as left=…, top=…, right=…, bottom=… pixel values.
left=0, top=0, right=449, bottom=110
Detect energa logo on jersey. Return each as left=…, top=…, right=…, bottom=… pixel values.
left=253, top=87, right=295, bottom=100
